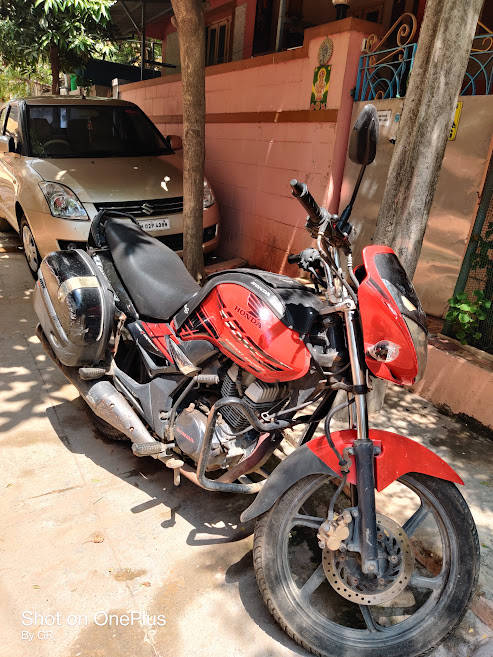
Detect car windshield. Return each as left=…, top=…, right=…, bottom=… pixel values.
left=27, top=104, right=172, bottom=158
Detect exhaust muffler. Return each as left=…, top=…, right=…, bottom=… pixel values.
left=36, top=326, right=165, bottom=457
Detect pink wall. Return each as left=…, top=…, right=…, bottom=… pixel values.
left=120, top=19, right=375, bottom=274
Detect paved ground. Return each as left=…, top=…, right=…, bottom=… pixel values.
left=1, top=248, right=492, bottom=657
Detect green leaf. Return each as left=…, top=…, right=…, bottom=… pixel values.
left=473, top=332, right=482, bottom=339
left=459, top=312, right=472, bottom=323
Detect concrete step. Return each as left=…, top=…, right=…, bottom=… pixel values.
left=204, top=256, right=246, bottom=275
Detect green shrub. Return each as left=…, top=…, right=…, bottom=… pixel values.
left=445, top=290, right=492, bottom=345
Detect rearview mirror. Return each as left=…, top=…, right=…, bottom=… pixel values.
left=348, top=104, right=379, bottom=165
left=167, top=135, right=183, bottom=151
left=0, top=135, right=14, bottom=154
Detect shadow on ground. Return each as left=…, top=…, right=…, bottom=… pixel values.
left=46, top=397, right=311, bottom=657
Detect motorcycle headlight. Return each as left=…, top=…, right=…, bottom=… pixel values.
left=203, top=179, right=215, bottom=209
left=404, top=317, right=428, bottom=383
left=39, top=182, right=88, bottom=220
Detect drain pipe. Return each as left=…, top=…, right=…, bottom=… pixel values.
left=36, top=326, right=165, bottom=457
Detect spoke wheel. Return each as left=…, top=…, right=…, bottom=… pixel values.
left=253, top=473, right=479, bottom=657
left=21, top=218, right=40, bottom=276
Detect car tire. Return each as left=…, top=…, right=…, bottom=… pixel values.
left=20, top=215, right=41, bottom=277
left=0, top=217, right=13, bottom=232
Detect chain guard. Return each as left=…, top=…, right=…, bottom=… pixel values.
left=322, top=513, right=415, bottom=605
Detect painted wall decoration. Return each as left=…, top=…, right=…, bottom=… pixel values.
left=310, top=65, right=331, bottom=110
left=318, top=37, right=334, bottom=66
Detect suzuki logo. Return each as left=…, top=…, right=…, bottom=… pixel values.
left=161, top=176, right=171, bottom=192
left=141, top=203, right=154, bottom=215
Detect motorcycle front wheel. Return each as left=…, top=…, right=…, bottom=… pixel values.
left=253, top=473, right=479, bottom=657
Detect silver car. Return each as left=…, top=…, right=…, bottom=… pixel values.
left=0, top=96, right=219, bottom=274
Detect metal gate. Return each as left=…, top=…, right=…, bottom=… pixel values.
left=444, top=156, right=493, bottom=353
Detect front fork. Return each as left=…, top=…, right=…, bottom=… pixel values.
left=344, top=308, right=380, bottom=575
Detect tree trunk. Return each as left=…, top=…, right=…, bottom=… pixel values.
left=170, top=0, right=206, bottom=282
left=49, top=44, right=60, bottom=95
left=373, top=0, right=483, bottom=278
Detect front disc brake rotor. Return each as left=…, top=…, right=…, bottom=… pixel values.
left=322, top=513, right=415, bottom=605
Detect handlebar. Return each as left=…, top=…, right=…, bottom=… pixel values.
left=287, top=248, right=327, bottom=292
left=287, top=253, right=301, bottom=264
left=290, top=178, right=352, bottom=254
left=290, top=179, right=329, bottom=231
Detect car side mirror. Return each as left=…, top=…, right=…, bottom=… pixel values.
left=348, top=104, right=379, bottom=165
left=0, top=135, right=14, bottom=154
left=167, top=135, right=183, bottom=151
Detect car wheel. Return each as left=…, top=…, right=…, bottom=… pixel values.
left=0, top=217, right=13, bottom=232
left=20, top=216, right=41, bottom=276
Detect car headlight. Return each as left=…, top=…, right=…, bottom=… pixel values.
left=39, top=182, right=88, bottom=220
left=203, top=179, right=215, bottom=209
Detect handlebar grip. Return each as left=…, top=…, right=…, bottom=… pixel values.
left=287, top=253, right=301, bottom=264
left=290, top=179, right=326, bottom=228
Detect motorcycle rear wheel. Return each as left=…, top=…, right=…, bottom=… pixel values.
left=84, top=405, right=129, bottom=442
left=253, top=473, right=479, bottom=657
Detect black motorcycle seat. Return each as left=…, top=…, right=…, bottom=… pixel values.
left=105, top=218, right=200, bottom=320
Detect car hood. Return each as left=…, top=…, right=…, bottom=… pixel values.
left=30, top=155, right=184, bottom=203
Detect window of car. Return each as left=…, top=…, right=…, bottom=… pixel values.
left=4, top=103, right=23, bottom=153
left=5, top=104, right=20, bottom=138
left=26, top=104, right=173, bottom=158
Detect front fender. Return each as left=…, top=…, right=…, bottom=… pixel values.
left=240, top=429, right=463, bottom=523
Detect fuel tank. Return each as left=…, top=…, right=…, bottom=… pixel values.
left=173, top=270, right=321, bottom=383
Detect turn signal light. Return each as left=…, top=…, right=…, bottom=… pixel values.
left=367, top=340, right=400, bottom=362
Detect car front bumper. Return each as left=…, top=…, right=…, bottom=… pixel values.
left=29, top=203, right=220, bottom=258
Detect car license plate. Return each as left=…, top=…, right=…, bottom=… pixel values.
left=139, top=217, right=170, bottom=232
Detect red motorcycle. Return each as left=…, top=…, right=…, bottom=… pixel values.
left=35, top=105, right=478, bottom=657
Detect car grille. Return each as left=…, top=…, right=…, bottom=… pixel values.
left=157, top=225, right=217, bottom=252
left=94, top=197, right=183, bottom=218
